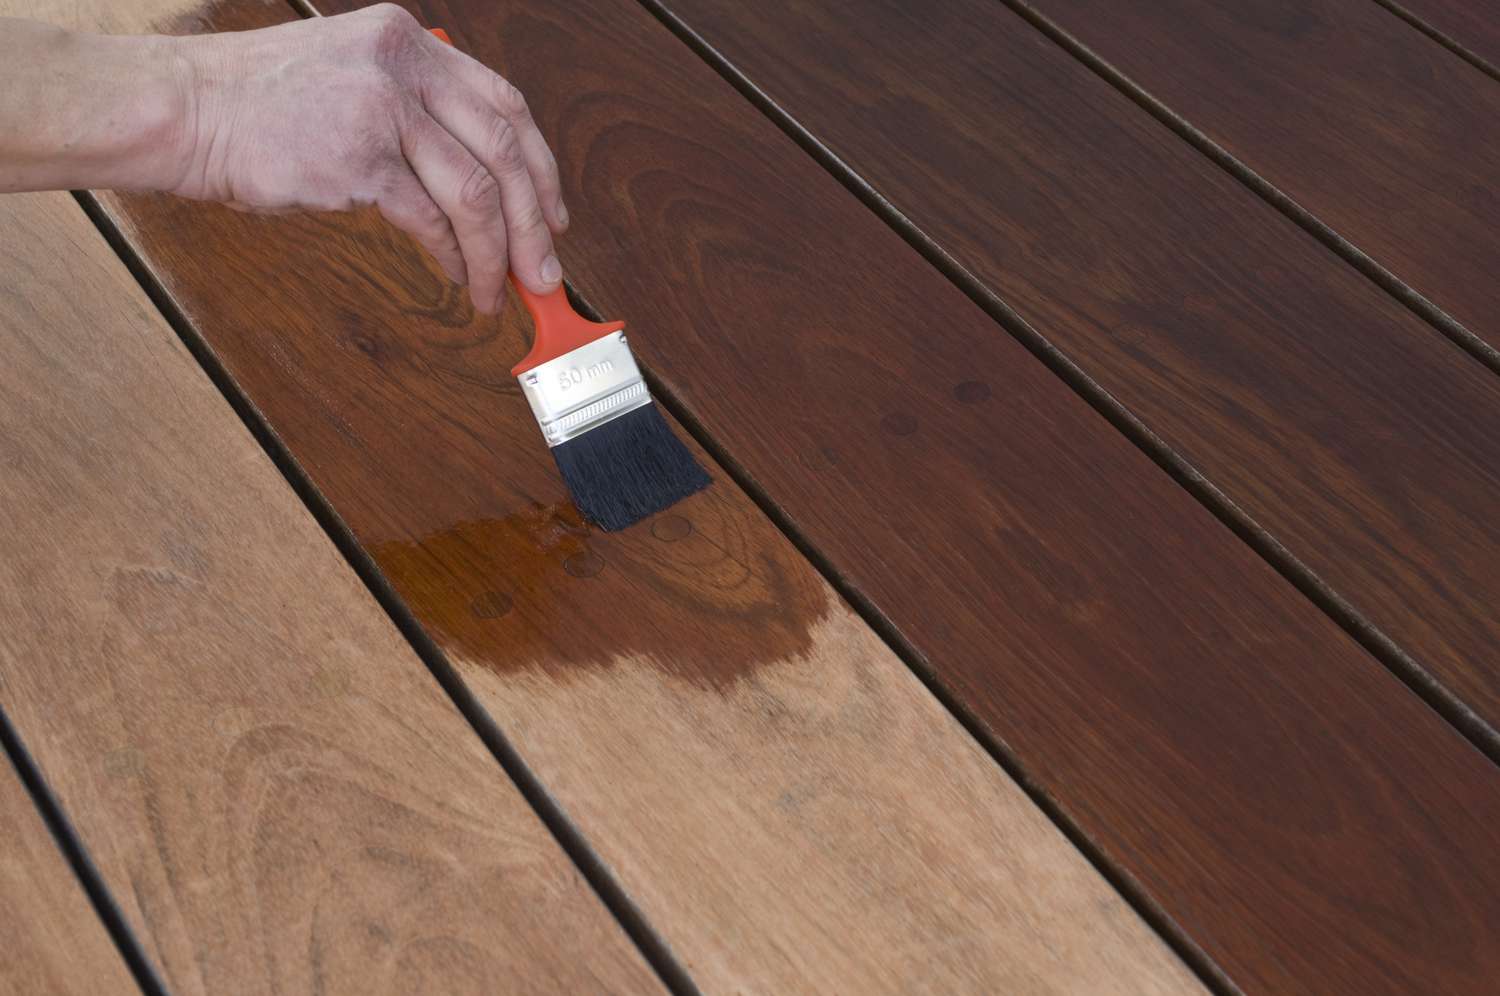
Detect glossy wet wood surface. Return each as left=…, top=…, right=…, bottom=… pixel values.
left=658, top=0, right=1500, bottom=831
left=5, top=0, right=1499, bottom=992
left=1388, top=0, right=1500, bottom=66
left=1021, top=0, right=1500, bottom=351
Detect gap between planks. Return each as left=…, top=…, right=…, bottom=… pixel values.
left=61, top=3, right=1215, bottom=992
left=262, top=0, right=1223, bottom=987
left=994, top=0, right=1500, bottom=380
left=627, top=0, right=1500, bottom=775
left=67, top=189, right=703, bottom=996
left=0, top=703, right=165, bottom=995
left=1368, top=0, right=1500, bottom=83
left=561, top=281, right=1241, bottom=996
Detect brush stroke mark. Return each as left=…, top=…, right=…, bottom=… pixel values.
left=369, top=492, right=831, bottom=691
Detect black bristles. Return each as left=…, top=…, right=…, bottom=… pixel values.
left=552, top=403, right=711, bottom=531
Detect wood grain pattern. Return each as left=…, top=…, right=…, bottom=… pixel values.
left=276, top=1, right=1500, bottom=993
left=1018, top=0, right=1500, bottom=348
left=54, top=1, right=1209, bottom=992
left=0, top=190, right=659, bottom=994
left=0, top=751, right=135, bottom=995
left=1386, top=0, right=1500, bottom=67
left=659, top=0, right=1500, bottom=803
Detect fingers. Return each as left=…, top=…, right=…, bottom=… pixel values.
left=375, top=173, right=467, bottom=287
left=401, top=113, right=511, bottom=313
left=420, top=85, right=559, bottom=296
left=426, top=37, right=568, bottom=236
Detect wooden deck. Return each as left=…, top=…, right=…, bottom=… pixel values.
left=2, top=0, right=1497, bottom=992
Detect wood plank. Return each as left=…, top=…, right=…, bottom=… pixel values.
left=1013, top=0, right=1500, bottom=351
left=658, top=0, right=1500, bottom=795
left=50, top=2, right=1213, bottom=992
left=0, top=750, right=136, bottom=995
left=0, top=191, right=660, bottom=993
left=270, top=1, right=1500, bottom=994
left=1401, top=1, right=1500, bottom=59
left=1383, top=0, right=1500, bottom=70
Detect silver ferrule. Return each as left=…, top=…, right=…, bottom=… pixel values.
left=516, top=332, right=652, bottom=447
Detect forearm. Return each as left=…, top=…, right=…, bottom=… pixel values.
left=2, top=6, right=569, bottom=312
left=0, top=18, right=193, bottom=193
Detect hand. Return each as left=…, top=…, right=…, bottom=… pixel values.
left=172, top=4, right=568, bottom=312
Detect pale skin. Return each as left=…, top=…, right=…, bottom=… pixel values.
left=0, top=4, right=566, bottom=313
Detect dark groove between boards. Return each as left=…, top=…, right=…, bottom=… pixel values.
left=1369, top=0, right=1500, bottom=83
left=633, top=0, right=1500, bottom=980
left=70, top=190, right=702, bottom=996
left=561, top=226, right=1242, bottom=996
left=252, top=9, right=1224, bottom=996
left=1000, top=0, right=1500, bottom=377
left=0, top=700, right=167, bottom=995
left=630, top=0, right=1500, bottom=764
left=984, top=0, right=1500, bottom=744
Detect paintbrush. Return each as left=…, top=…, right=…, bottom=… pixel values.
left=509, top=279, right=709, bottom=530
left=428, top=28, right=708, bottom=530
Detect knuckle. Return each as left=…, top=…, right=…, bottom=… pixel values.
left=407, top=197, right=448, bottom=235
left=512, top=202, right=548, bottom=239
left=365, top=2, right=416, bottom=32
left=425, top=225, right=461, bottom=257
left=491, top=76, right=530, bottom=119
left=485, top=118, right=525, bottom=175
left=457, top=164, right=501, bottom=215
left=362, top=3, right=419, bottom=64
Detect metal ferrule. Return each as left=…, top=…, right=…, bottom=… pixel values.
left=516, top=331, right=652, bottom=447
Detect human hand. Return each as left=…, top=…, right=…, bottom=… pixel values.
left=172, top=4, right=567, bottom=312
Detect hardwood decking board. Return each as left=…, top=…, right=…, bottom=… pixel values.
left=654, top=0, right=1500, bottom=803
left=0, top=745, right=137, bottom=995
left=51, top=1, right=1208, bottom=991
left=276, top=0, right=1500, bottom=993
left=1372, top=0, right=1500, bottom=77
left=1015, top=0, right=1500, bottom=352
left=0, top=190, right=660, bottom=994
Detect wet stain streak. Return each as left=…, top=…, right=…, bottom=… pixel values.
left=370, top=493, right=830, bottom=690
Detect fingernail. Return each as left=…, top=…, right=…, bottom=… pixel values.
left=557, top=201, right=569, bottom=226
left=540, top=254, right=562, bottom=285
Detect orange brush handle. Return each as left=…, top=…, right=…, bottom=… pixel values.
left=507, top=282, right=625, bottom=375
left=427, top=28, right=621, bottom=375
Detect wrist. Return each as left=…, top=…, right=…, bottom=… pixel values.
left=118, top=32, right=202, bottom=194
left=25, top=27, right=198, bottom=193
left=157, top=32, right=226, bottom=200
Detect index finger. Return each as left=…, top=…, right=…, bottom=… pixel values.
left=426, top=33, right=569, bottom=235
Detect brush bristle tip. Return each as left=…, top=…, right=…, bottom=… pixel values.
left=551, top=404, right=710, bottom=531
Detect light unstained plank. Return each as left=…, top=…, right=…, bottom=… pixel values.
left=44, top=0, right=1208, bottom=992
left=0, top=751, right=136, bottom=995
left=290, top=1, right=1500, bottom=994
left=0, top=191, right=660, bottom=994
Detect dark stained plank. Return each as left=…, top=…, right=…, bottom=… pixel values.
left=0, top=750, right=136, bottom=995
left=1014, top=0, right=1500, bottom=353
left=67, top=2, right=1208, bottom=992
left=1375, top=0, right=1500, bottom=72
left=0, top=190, right=661, bottom=994
left=656, top=0, right=1500, bottom=783
left=287, top=0, right=1500, bottom=993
